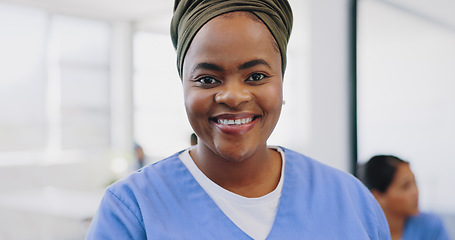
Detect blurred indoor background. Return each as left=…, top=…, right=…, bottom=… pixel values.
left=0, top=0, right=453, bottom=239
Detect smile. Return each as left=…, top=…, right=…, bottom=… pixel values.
left=217, top=118, right=253, bottom=126
left=210, top=113, right=260, bottom=135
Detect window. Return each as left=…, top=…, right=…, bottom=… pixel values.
left=0, top=3, right=111, bottom=161
left=0, top=4, right=48, bottom=152
left=53, top=15, right=111, bottom=150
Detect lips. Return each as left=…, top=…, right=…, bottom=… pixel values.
left=210, top=113, right=259, bottom=134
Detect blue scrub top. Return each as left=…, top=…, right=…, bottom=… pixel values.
left=87, top=147, right=391, bottom=239
left=403, top=212, right=451, bottom=240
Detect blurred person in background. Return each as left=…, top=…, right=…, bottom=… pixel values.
left=134, top=142, right=146, bottom=169
left=360, top=155, right=450, bottom=240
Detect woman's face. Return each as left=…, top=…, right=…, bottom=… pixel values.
left=182, top=12, right=283, bottom=162
left=377, top=163, right=419, bottom=217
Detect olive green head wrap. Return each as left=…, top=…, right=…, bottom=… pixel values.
left=170, top=0, right=293, bottom=79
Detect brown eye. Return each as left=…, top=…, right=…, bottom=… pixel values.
left=246, top=73, right=266, bottom=82
left=197, top=76, right=218, bottom=85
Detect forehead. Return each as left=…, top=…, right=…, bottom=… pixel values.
left=183, top=12, right=280, bottom=72
left=197, top=12, right=272, bottom=45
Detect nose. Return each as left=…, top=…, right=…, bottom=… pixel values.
left=214, top=80, right=253, bottom=108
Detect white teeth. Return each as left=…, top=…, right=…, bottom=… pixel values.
left=217, top=118, right=253, bottom=126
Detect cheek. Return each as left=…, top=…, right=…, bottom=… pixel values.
left=185, top=92, right=202, bottom=116
left=184, top=89, right=212, bottom=126
left=387, top=191, right=412, bottom=210
left=261, top=82, right=283, bottom=115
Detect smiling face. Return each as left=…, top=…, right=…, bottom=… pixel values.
left=182, top=12, right=283, bottom=162
left=375, top=163, right=419, bottom=218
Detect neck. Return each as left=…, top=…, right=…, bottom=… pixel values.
left=190, top=144, right=282, bottom=198
left=384, top=211, right=407, bottom=240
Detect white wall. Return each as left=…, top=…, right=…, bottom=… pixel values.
left=306, top=0, right=354, bottom=172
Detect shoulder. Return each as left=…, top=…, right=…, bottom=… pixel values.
left=107, top=150, right=186, bottom=199
left=101, top=150, right=192, bottom=219
left=282, top=147, right=363, bottom=188
left=411, top=212, right=443, bottom=221
left=87, top=151, right=189, bottom=239
left=407, top=212, right=446, bottom=229
left=280, top=147, right=391, bottom=239
left=405, top=212, right=451, bottom=240
left=282, top=147, right=376, bottom=205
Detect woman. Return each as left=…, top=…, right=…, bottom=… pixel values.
left=86, top=0, right=390, bottom=239
left=361, top=155, right=450, bottom=240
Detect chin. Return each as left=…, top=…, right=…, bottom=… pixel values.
left=213, top=142, right=258, bottom=163
left=408, top=206, right=419, bottom=216
left=218, top=147, right=253, bottom=162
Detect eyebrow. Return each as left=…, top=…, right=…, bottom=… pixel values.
left=192, top=59, right=271, bottom=73
left=238, top=59, right=271, bottom=70
left=192, top=62, right=224, bottom=73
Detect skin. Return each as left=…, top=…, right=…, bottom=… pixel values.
left=372, top=163, right=419, bottom=240
left=182, top=12, right=283, bottom=198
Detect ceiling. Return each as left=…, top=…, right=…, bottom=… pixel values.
left=1, top=0, right=172, bottom=20
left=1, top=0, right=454, bottom=32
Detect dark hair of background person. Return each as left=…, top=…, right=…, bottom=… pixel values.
left=361, top=155, right=408, bottom=193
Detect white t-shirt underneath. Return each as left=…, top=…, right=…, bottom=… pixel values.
left=179, top=147, right=285, bottom=240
